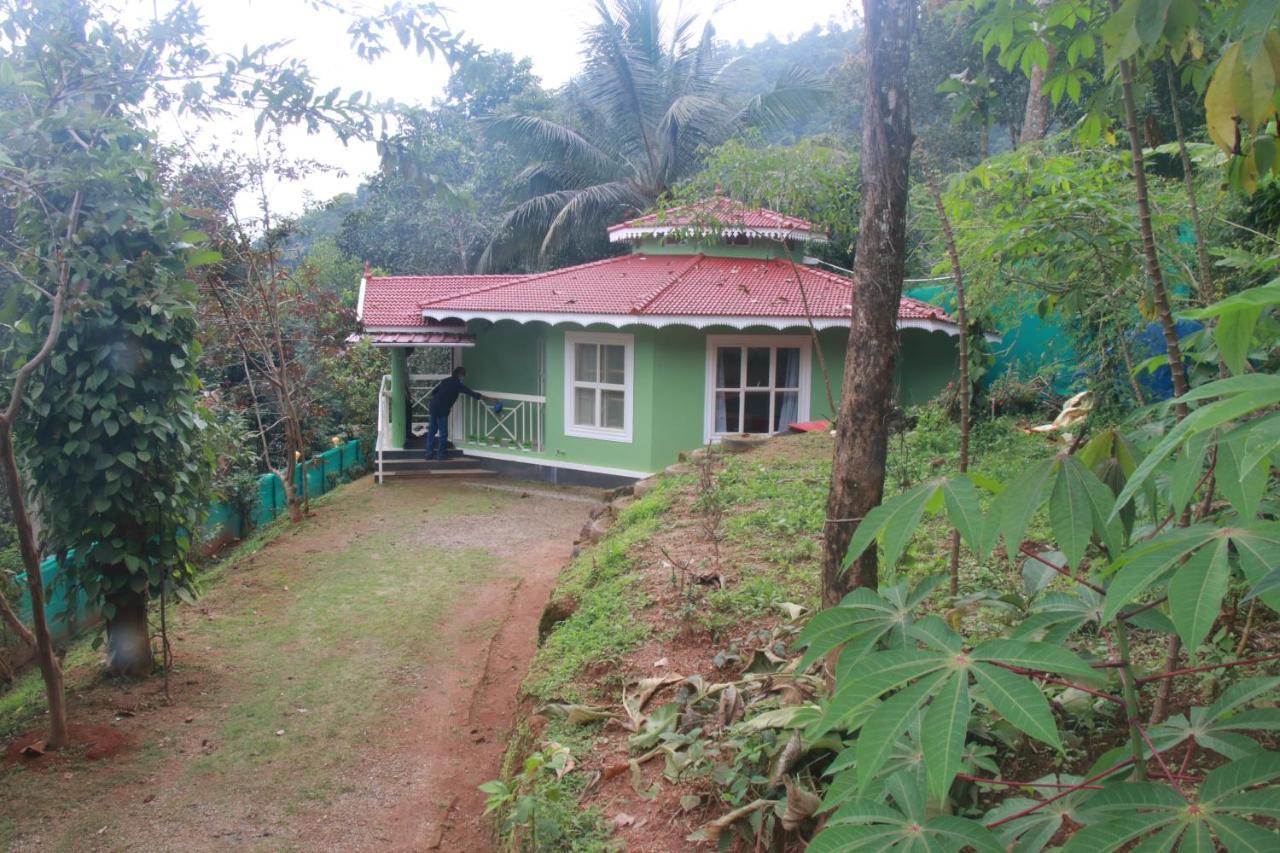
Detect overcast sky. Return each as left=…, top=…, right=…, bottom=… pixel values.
left=151, top=0, right=854, bottom=215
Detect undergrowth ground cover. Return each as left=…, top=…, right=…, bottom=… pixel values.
left=491, top=410, right=1084, bottom=850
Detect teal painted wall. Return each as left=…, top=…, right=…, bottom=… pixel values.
left=455, top=322, right=957, bottom=474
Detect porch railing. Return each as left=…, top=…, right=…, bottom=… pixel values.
left=455, top=390, right=546, bottom=452
left=409, top=373, right=451, bottom=436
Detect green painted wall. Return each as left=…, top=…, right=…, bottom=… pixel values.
left=461, top=319, right=545, bottom=395
left=895, top=329, right=960, bottom=406
left=633, top=236, right=793, bottom=259
left=452, top=321, right=957, bottom=475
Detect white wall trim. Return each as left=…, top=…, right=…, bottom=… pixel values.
left=423, top=309, right=962, bottom=337
left=356, top=276, right=367, bottom=322
left=563, top=330, right=634, bottom=443
left=462, top=448, right=653, bottom=480
left=608, top=225, right=828, bottom=244
left=703, top=334, right=812, bottom=444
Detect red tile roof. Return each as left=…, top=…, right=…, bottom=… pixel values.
left=607, top=196, right=821, bottom=239
left=380, top=254, right=956, bottom=327
left=358, top=275, right=520, bottom=328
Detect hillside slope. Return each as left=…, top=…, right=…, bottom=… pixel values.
left=489, top=412, right=1053, bottom=851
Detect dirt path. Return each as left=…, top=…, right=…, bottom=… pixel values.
left=0, top=476, right=594, bottom=852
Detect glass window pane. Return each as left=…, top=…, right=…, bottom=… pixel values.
left=746, top=347, right=770, bottom=387
left=775, top=348, right=801, bottom=388
left=716, top=347, right=741, bottom=389
left=601, top=389, right=625, bottom=429
left=575, top=343, right=597, bottom=382
left=602, top=344, right=626, bottom=385
left=743, top=392, right=771, bottom=433
left=715, top=392, right=740, bottom=433
left=774, top=391, right=799, bottom=431
left=573, top=387, right=596, bottom=426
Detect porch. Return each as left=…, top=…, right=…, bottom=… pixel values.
left=374, top=371, right=548, bottom=482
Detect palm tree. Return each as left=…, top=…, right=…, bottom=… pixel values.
left=479, top=0, right=827, bottom=270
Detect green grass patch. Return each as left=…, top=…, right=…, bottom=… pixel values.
left=523, top=483, right=677, bottom=702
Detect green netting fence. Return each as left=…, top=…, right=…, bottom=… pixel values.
left=10, top=439, right=365, bottom=648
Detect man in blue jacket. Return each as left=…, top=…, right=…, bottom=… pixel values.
left=426, top=366, right=487, bottom=460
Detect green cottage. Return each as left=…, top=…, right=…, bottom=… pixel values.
left=356, top=198, right=962, bottom=485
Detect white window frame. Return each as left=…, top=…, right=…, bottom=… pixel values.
left=704, top=334, right=811, bottom=443
left=564, top=331, right=634, bottom=443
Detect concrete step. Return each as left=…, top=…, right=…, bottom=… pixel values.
left=379, top=468, right=495, bottom=479
left=379, top=448, right=464, bottom=462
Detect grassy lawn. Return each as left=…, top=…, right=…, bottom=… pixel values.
left=0, top=475, right=575, bottom=851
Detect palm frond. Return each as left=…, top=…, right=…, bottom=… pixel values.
left=541, top=180, right=646, bottom=257
left=656, top=94, right=730, bottom=183
left=733, top=64, right=830, bottom=132
left=483, top=115, right=620, bottom=177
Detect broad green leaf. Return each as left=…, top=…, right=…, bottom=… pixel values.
left=1219, top=788, right=1280, bottom=819
left=1168, top=538, right=1231, bottom=654
left=1101, top=0, right=1142, bottom=68
left=1215, top=302, right=1263, bottom=376
left=1227, top=524, right=1280, bottom=610
left=797, top=589, right=898, bottom=670
left=972, top=639, right=1098, bottom=680
left=1134, top=0, right=1176, bottom=49
left=825, top=793, right=901, bottom=826
left=843, top=479, right=941, bottom=571
left=1061, top=813, right=1176, bottom=853
left=906, top=614, right=961, bottom=653
left=1077, top=781, right=1187, bottom=816
left=1101, top=526, right=1220, bottom=622
left=1051, top=457, right=1094, bottom=569
left=1217, top=437, right=1267, bottom=520
left=1113, top=383, right=1280, bottom=515
left=941, top=474, right=987, bottom=558
left=1126, top=822, right=1184, bottom=853
left=992, top=458, right=1054, bottom=557
left=922, top=671, right=970, bottom=800
left=806, top=825, right=890, bottom=853
left=1169, top=430, right=1212, bottom=517
left=857, top=670, right=950, bottom=790
left=1203, top=676, right=1280, bottom=722
left=814, top=649, right=949, bottom=737
left=1200, top=753, right=1280, bottom=803
left=923, top=815, right=1002, bottom=853
left=1205, top=813, right=1280, bottom=852
left=971, top=663, right=1061, bottom=749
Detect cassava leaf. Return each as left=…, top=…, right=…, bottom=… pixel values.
left=1168, top=537, right=1231, bottom=655
left=972, top=662, right=1062, bottom=749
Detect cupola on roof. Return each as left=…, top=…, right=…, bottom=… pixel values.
left=607, top=196, right=827, bottom=244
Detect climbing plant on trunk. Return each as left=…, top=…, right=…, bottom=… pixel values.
left=19, top=158, right=211, bottom=678
left=820, top=0, right=919, bottom=606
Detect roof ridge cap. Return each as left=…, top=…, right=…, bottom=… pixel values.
left=628, top=253, right=706, bottom=314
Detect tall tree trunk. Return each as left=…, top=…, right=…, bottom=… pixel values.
left=1018, top=0, right=1053, bottom=145
left=105, top=590, right=153, bottom=677
left=0, top=423, right=69, bottom=746
left=1115, top=47, right=1190, bottom=399
left=820, top=0, right=917, bottom=607
left=922, top=156, right=970, bottom=597
left=1019, top=63, right=1048, bottom=144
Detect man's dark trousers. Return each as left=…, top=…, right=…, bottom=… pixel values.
left=426, top=411, right=449, bottom=460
